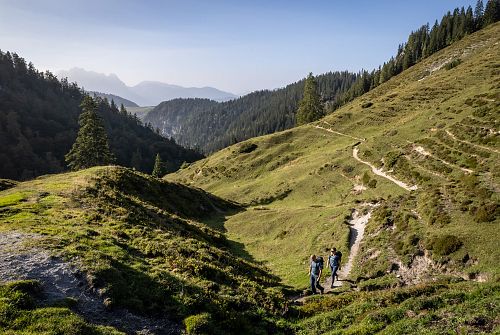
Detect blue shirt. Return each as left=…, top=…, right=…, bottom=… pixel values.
left=310, top=261, right=321, bottom=276
left=329, top=254, right=339, bottom=267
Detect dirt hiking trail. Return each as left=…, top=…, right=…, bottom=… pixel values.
left=353, top=147, right=418, bottom=191
left=293, top=204, right=377, bottom=302
left=323, top=204, right=378, bottom=292
left=445, top=129, right=500, bottom=154
left=313, top=123, right=418, bottom=191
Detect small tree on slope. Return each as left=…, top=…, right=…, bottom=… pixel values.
left=151, top=153, right=164, bottom=177
left=65, top=96, right=115, bottom=170
left=296, top=73, right=324, bottom=125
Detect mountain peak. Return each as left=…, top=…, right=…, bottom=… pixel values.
left=57, top=68, right=237, bottom=106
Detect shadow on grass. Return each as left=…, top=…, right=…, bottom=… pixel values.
left=200, top=209, right=262, bottom=265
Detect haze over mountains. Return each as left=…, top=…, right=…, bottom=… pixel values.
left=57, top=67, right=238, bottom=106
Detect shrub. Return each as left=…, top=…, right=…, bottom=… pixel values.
left=184, top=313, right=214, bottom=334
left=367, top=179, right=377, bottom=188
left=0, top=179, right=17, bottom=191
left=384, top=151, right=403, bottom=169
left=474, top=203, right=498, bottom=222
left=342, top=165, right=354, bottom=174
left=428, top=235, right=462, bottom=256
left=180, top=161, right=191, bottom=169
left=361, top=102, right=373, bottom=108
left=238, top=142, right=258, bottom=154
left=362, top=172, right=371, bottom=185
left=445, top=58, right=462, bottom=70
left=472, top=107, right=489, bottom=118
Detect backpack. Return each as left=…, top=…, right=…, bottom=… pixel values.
left=336, top=251, right=342, bottom=263
left=316, top=256, right=324, bottom=270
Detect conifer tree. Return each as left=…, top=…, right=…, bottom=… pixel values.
left=483, top=0, right=500, bottom=26
left=296, top=73, right=324, bottom=125
left=475, top=0, right=484, bottom=28
left=110, top=99, right=118, bottom=113
left=65, top=96, right=115, bottom=170
left=120, top=103, right=128, bottom=116
left=151, top=153, right=164, bottom=177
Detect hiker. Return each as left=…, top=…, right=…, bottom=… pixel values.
left=327, top=248, right=341, bottom=288
left=308, top=254, right=324, bottom=295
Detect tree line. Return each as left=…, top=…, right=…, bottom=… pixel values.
left=144, top=71, right=358, bottom=154
left=328, top=0, right=500, bottom=113
left=0, top=51, right=201, bottom=180
left=145, top=0, right=499, bottom=153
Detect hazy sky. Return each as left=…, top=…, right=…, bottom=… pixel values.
left=0, top=0, right=477, bottom=94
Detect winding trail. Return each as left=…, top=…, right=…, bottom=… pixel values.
left=323, top=205, right=377, bottom=291
left=293, top=204, right=377, bottom=302
left=413, top=145, right=474, bottom=174
left=445, top=129, right=500, bottom=154
left=314, top=122, right=365, bottom=141
left=353, top=147, right=418, bottom=191
left=313, top=123, right=417, bottom=191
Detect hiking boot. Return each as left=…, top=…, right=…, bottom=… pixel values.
left=330, top=285, right=334, bottom=289
left=320, top=287, right=324, bottom=294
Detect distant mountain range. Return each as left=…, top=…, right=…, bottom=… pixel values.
left=57, top=67, right=238, bottom=106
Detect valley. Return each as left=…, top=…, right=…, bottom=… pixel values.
left=170, top=19, right=499, bottom=303
left=0, top=3, right=499, bottom=335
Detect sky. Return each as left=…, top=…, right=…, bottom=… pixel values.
left=0, top=0, right=478, bottom=95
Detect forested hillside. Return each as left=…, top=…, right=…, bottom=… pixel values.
left=145, top=71, right=357, bottom=153
left=90, top=91, right=139, bottom=108
left=330, top=0, right=500, bottom=111
left=146, top=1, right=500, bottom=154
left=0, top=52, right=202, bottom=180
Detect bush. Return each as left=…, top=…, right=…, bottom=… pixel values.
left=361, top=101, right=373, bottom=108
left=384, top=151, right=403, bottom=169
left=238, top=142, right=258, bottom=154
left=342, top=165, right=354, bottom=174
left=472, top=107, right=489, bottom=118
left=367, top=179, right=377, bottom=188
left=180, top=161, right=191, bottom=169
left=184, top=313, right=214, bottom=334
left=428, top=235, right=462, bottom=256
left=445, top=58, right=462, bottom=70
left=474, top=203, right=498, bottom=222
left=362, top=172, right=371, bottom=185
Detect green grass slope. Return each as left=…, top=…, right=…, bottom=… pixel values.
left=169, top=22, right=500, bottom=290
left=294, top=280, right=500, bottom=334
left=0, top=166, right=289, bottom=334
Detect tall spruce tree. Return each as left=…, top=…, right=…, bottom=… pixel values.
left=65, top=96, right=115, bottom=170
left=151, top=153, right=164, bottom=177
left=296, top=73, right=323, bottom=125
left=483, top=0, right=500, bottom=26
left=475, top=0, right=485, bottom=28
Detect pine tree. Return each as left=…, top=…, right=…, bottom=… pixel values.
left=296, top=73, right=324, bottom=125
left=483, top=0, right=500, bottom=26
left=110, top=99, right=118, bottom=113
left=120, top=103, right=128, bottom=116
left=151, top=153, right=164, bottom=177
left=130, top=149, right=142, bottom=170
left=475, top=0, right=485, bottom=28
left=465, top=6, right=475, bottom=33
left=65, top=96, right=115, bottom=170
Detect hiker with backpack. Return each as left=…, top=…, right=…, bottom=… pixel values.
left=327, top=248, right=342, bottom=288
left=308, top=254, right=325, bottom=295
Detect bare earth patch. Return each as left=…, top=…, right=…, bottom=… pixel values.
left=0, top=231, right=180, bottom=335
